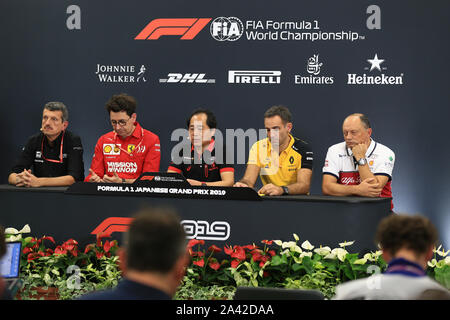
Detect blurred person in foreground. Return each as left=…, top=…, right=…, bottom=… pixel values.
left=79, top=207, right=189, bottom=300
left=334, top=214, right=449, bottom=300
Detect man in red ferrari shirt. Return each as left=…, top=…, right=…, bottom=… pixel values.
left=85, top=93, right=160, bottom=183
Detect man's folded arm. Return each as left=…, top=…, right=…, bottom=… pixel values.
left=322, top=173, right=356, bottom=196
left=286, top=168, right=312, bottom=195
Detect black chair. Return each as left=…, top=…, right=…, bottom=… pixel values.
left=233, top=286, right=325, bottom=300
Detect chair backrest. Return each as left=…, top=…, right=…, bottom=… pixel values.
left=233, top=286, right=325, bottom=300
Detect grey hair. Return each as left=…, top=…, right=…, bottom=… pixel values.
left=44, top=101, right=69, bottom=122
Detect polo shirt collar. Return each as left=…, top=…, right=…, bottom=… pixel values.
left=267, top=134, right=294, bottom=154
left=346, top=138, right=376, bottom=157
left=131, top=122, right=142, bottom=139
left=43, top=130, right=64, bottom=147
left=384, top=258, right=426, bottom=277
left=191, top=138, right=215, bottom=154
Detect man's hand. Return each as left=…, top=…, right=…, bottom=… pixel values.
left=187, top=179, right=202, bottom=186
left=103, top=171, right=122, bottom=183
left=352, top=143, right=368, bottom=161
left=233, top=181, right=249, bottom=188
left=357, top=178, right=382, bottom=197
left=20, top=170, right=41, bottom=188
left=14, top=170, right=28, bottom=187
left=258, top=183, right=283, bottom=196
left=88, top=169, right=104, bottom=183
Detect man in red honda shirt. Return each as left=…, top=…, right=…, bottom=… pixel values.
left=85, top=93, right=160, bottom=183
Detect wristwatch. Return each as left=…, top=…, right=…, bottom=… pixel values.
left=357, top=158, right=368, bottom=166
left=281, top=186, right=289, bottom=195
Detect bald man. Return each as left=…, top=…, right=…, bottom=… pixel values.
left=322, top=113, right=395, bottom=210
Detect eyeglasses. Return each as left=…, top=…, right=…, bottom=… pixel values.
left=110, top=118, right=130, bottom=127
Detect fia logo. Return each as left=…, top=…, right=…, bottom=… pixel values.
left=210, top=17, right=244, bottom=41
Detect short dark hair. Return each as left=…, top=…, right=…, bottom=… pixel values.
left=0, top=226, right=6, bottom=259
left=105, top=93, right=137, bottom=117
left=348, top=113, right=371, bottom=129
left=375, top=214, right=438, bottom=256
left=264, top=105, right=292, bottom=124
left=44, top=102, right=69, bottom=122
left=186, top=108, right=217, bottom=129
left=125, top=207, right=187, bottom=273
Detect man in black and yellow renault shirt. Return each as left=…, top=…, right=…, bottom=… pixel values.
left=234, top=105, right=313, bottom=196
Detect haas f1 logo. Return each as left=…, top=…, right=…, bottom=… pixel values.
left=135, top=18, right=211, bottom=40
left=91, top=217, right=230, bottom=241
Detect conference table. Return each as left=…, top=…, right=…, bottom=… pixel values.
left=0, top=181, right=391, bottom=254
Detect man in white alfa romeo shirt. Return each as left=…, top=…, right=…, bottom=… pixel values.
left=322, top=113, right=395, bottom=210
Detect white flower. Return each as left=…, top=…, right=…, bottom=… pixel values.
left=434, top=245, right=449, bottom=257
left=4, top=228, right=19, bottom=235
left=332, top=248, right=348, bottom=262
left=281, top=249, right=290, bottom=255
left=427, top=259, right=438, bottom=268
left=301, top=240, right=314, bottom=251
left=292, top=245, right=302, bottom=254
left=300, top=252, right=313, bottom=258
left=6, top=235, right=22, bottom=242
left=293, top=233, right=300, bottom=241
left=363, top=253, right=374, bottom=262
left=274, top=240, right=283, bottom=246
left=373, top=250, right=383, bottom=258
left=4, top=224, right=31, bottom=235
left=353, top=258, right=367, bottom=265
left=18, top=224, right=31, bottom=234
left=282, top=241, right=297, bottom=249
left=363, top=251, right=382, bottom=262
left=314, top=246, right=332, bottom=256
left=280, top=241, right=302, bottom=253
left=445, top=257, right=450, bottom=265
left=324, top=253, right=337, bottom=260
left=339, top=240, right=355, bottom=248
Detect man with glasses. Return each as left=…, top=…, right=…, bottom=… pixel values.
left=8, top=102, right=84, bottom=187
left=85, top=93, right=160, bottom=183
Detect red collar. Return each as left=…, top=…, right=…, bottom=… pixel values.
left=191, top=139, right=215, bottom=154
left=114, top=122, right=142, bottom=141
left=131, top=122, right=142, bottom=139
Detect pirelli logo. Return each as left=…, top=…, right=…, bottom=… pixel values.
left=135, top=18, right=211, bottom=40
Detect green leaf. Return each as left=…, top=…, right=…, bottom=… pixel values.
left=342, top=265, right=355, bottom=280
left=434, top=265, right=450, bottom=289
left=270, top=255, right=287, bottom=267
left=302, top=257, right=314, bottom=274
left=291, top=263, right=304, bottom=272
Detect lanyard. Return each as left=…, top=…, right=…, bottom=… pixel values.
left=41, top=131, right=65, bottom=163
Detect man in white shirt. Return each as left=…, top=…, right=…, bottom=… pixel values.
left=322, top=113, right=395, bottom=210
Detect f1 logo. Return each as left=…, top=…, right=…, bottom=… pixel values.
left=135, top=18, right=211, bottom=40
